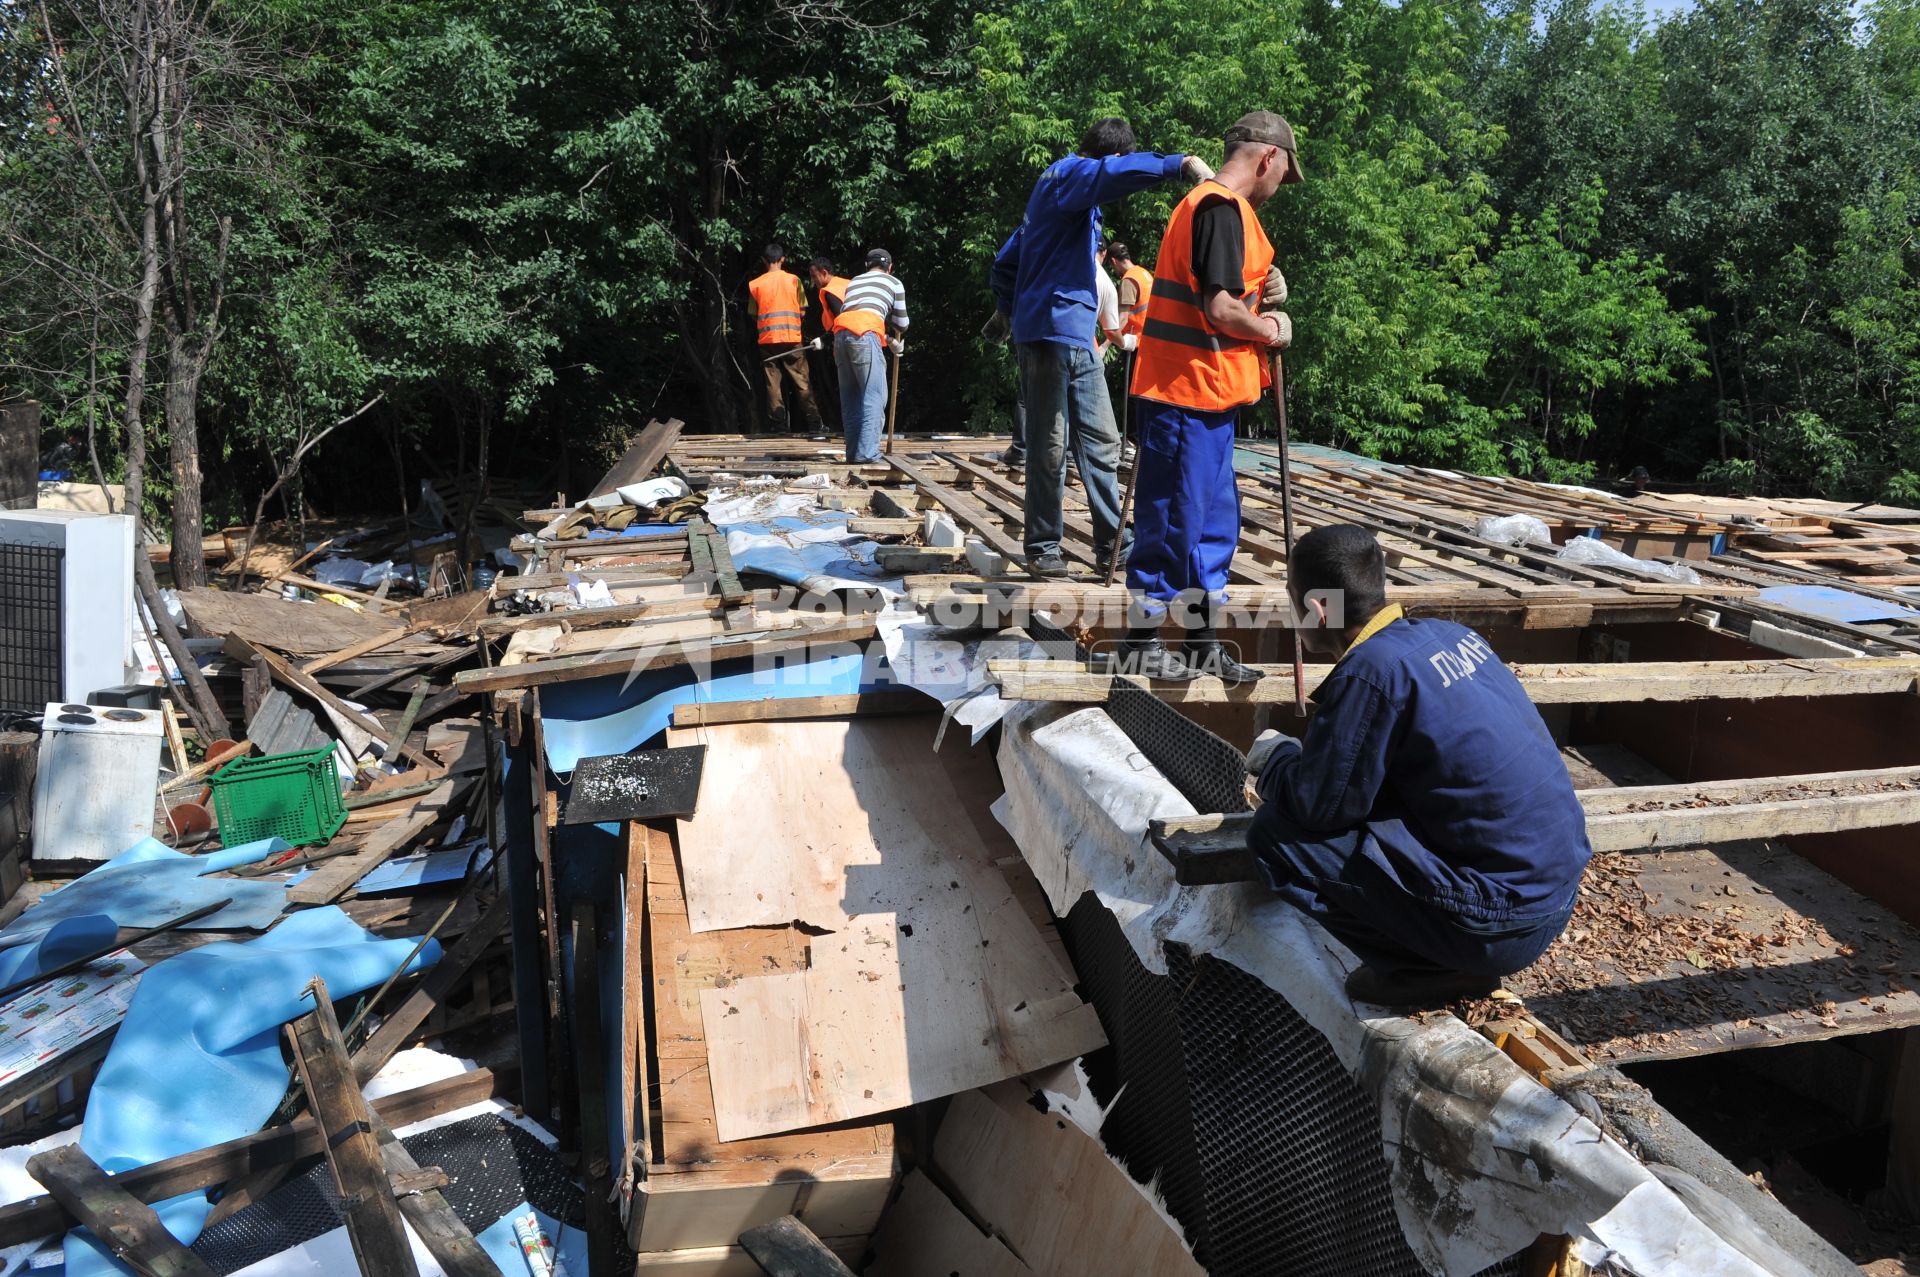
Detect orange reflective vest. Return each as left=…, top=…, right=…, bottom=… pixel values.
left=1119, top=264, right=1154, bottom=340
left=834, top=272, right=890, bottom=341
left=748, top=269, right=805, bottom=345
left=1130, top=182, right=1274, bottom=411
left=819, top=275, right=850, bottom=333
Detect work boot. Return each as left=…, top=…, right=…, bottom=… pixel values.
left=1026, top=551, right=1071, bottom=580
left=1110, top=625, right=1201, bottom=681
left=1345, top=965, right=1498, bottom=1009
left=1183, top=617, right=1261, bottom=685
left=993, top=447, right=1026, bottom=469
left=1092, top=532, right=1134, bottom=575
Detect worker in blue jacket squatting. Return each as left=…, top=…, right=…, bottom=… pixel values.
left=1117, top=111, right=1299, bottom=682
left=991, top=117, right=1217, bottom=580
left=1245, top=524, right=1593, bottom=1007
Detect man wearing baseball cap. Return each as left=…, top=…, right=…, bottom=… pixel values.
left=833, top=248, right=910, bottom=462
left=1119, top=110, right=1303, bottom=681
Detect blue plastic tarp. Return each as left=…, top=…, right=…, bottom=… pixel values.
left=537, top=650, right=885, bottom=774
left=0, top=837, right=291, bottom=949
left=1755, top=584, right=1920, bottom=625
left=64, top=907, right=444, bottom=1277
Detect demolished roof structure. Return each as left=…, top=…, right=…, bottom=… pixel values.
left=4, top=425, right=1920, bottom=1274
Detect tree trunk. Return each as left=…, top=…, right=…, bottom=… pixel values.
left=165, top=326, right=207, bottom=587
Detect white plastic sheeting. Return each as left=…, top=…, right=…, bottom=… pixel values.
left=702, top=488, right=903, bottom=595
left=874, top=609, right=1047, bottom=744
left=991, top=701, right=1781, bottom=1277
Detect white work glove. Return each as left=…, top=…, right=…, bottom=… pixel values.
left=1260, top=265, right=1289, bottom=308
left=804, top=336, right=824, bottom=352
left=889, top=337, right=906, bottom=356
left=1120, top=332, right=1138, bottom=351
left=1243, top=728, right=1296, bottom=810
left=1264, top=311, right=1292, bottom=350
left=980, top=311, right=1011, bottom=345
left=1180, top=154, right=1216, bottom=185
left=1245, top=728, right=1293, bottom=778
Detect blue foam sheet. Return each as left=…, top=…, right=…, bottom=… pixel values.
left=0, top=837, right=292, bottom=948
left=1755, top=584, right=1920, bottom=625
left=537, top=650, right=884, bottom=774
left=64, top=907, right=443, bottom=1277
left=0, top=914, right=119, bottom=988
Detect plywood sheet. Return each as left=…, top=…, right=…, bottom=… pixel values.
left=685, top=718, right=1104, bottom=1141
left=865, top=1171, right=1028, bottom=1277
left=931, top=1085, right=1204, bottom=1277
left=665, top=716, right=1019, bottom=934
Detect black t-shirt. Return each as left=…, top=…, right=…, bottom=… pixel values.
left=1190, top=195, right=1246, bottom=298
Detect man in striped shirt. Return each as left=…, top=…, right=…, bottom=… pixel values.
left=833, top=248, right=910, bottom=463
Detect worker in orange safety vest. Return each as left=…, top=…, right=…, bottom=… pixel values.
left=747, top=244, right=824, bottom=432
left=1117, top=111, right=1302, bottom=682
left=1105, top=241, right=1154, bottom=348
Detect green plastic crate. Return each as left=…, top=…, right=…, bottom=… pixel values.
left=206, top=744, right=347, bottom=847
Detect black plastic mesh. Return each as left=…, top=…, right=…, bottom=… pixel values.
left=192, top=1112, right=585, bottom=1274
left=1060, top=892, right=1212, bottom=1264
left=1103, top=679, right=1250, bottom=816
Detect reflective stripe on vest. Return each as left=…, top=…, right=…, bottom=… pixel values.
left=1121, top=264, right=1154, bottom=339
left=819, top=276, right=850, bottom=332
left=1129, top=182, right=1274, bottom=411
left=748, top=269, right=805, bottom=344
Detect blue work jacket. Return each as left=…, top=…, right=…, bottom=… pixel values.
left=1254, top=608, right=1592, bottom=926
left=991, top=151, right=1186, bottom=350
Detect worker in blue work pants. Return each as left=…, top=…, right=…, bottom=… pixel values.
left=1118, top=111, right=1303, bottom=681
left=1246, top=524, right=1592, bottom=1008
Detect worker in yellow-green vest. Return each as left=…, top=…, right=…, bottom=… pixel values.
left=747, top=244, right=824, bottom=433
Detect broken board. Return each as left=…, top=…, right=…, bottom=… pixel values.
left=866, top=1084, right=1203, bottom=1277
left=673, top=716, right=1106, bottom=1142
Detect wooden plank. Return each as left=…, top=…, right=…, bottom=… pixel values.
left=684, top=718, right=1106, bottom=1140
left=888, top=455, right=1026, bottom=562
left=592, top=418, right=685, bottom=497
left=26, top=1145, right=216, bottom=1277
left=738, top=1215, right=858, bottom=1277
left=452, top=616, right=878, bottom=693
left=985, top=656, right=1920, bottom=706
left=0, top=1071, right=505, bottom=1247
left=1151, top=764, right=1920, bottom=883
left=669, top=692, right=929, bottom=727
left=286, top=779, right=461, bottom=906
left=287, top=980, right=420, bottom=1277
left=302, top=625, right=411, bottom=676
left=375, top=1118, right=503, bottom=1277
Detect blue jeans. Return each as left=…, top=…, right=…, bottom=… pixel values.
left=1247, top=804, right=1577, bottom=978
left=836, top=332, right=888, bottom=462
left=1016, top=340, right=1124, bottom=557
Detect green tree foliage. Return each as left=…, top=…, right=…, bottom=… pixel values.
left=3, top=0, right=1919, bottom=528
